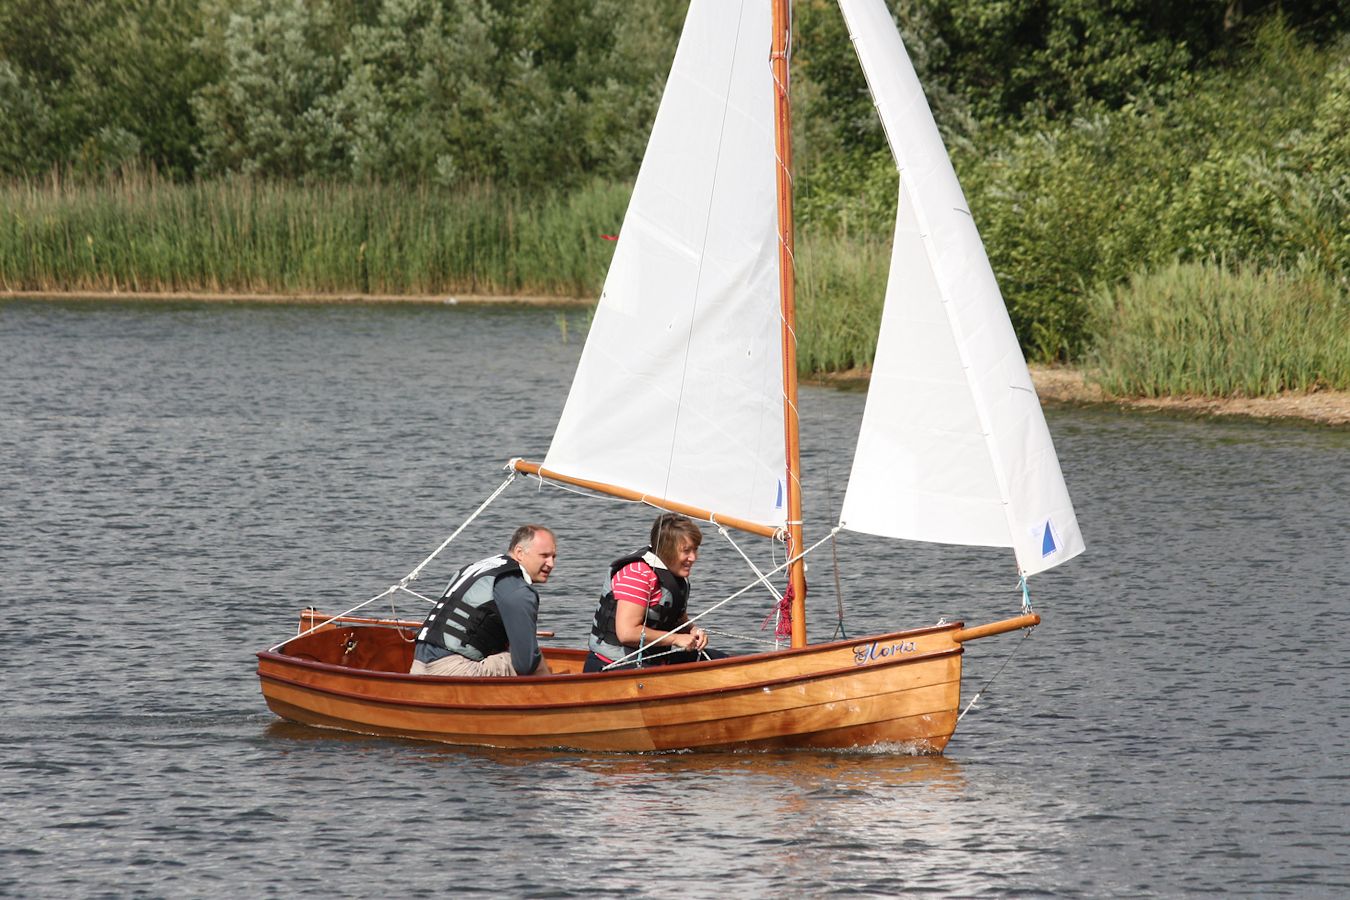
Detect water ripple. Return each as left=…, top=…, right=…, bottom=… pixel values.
left=2, top=300, right=1347, bottom=897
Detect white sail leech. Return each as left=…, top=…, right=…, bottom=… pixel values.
left=835, top=0, right=1084, bottom=576
left=542, top=0, right=788, bottom=531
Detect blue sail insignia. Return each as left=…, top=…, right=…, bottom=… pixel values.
left=1041, top=518, right=1058, bottom=557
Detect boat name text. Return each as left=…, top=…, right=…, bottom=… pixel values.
left=853, top=640, right=917, bottom=665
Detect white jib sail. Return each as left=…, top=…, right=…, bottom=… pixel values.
left=542, top=0, right=788, bottom=530
left=836, top=0, right=1084, bottom=577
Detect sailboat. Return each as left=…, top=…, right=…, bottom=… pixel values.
left=255, top=0, right=1084, bottom=753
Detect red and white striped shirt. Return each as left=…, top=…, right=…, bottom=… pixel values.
left=611, top=560, right=662, bottom=609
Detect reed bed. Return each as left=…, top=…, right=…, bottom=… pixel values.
left=1089, top=260, right=1349, bottom=397
left=0, top=169, right=895, bottom=375
left=0, top=170, right=629, bottom=298
left=794, top=231, right=891, bottom=373
left=6, top=172, right=1343, bottom=396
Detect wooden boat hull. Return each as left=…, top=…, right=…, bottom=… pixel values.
left=256, top=613, right=970, bottom=752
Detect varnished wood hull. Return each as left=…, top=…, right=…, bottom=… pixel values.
left=256, top=614, right=968, bottom=752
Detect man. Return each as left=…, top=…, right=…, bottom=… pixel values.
left=410, top=524, right=556, bottom=677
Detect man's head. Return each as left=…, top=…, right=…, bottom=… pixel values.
left=650, top=513, right=702, bottom=579
left=509, top=524, right=557, bottom=584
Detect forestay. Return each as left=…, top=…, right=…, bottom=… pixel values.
left=543, top=0, right=788, bottom=531
left=836, top=0, right=1085, bottom=577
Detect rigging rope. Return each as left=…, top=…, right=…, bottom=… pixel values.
left=269, top=586, right=400, bottom=653
left=401, top=470, right=517, bottom=587
left=601, top=526, right=842, bottom=669
left=717, top=523, right=792, bottom=649
left=524, top=467, right=802, bottom=642
left=716, top=524, right=784, bottom=603
left=829, top=531, right=848, bottom=640
left=956, top=619, right=1036, bottom=723
left=268, top=471, right=518, bottom=652
left=705, top=626, right=779, bottom=647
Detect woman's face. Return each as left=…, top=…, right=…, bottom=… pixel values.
left=665, top=538, right=699, bottom=579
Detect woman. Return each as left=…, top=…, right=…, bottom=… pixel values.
left=583, top=513, right=725, bottom=672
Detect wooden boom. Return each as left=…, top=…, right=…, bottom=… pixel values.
left=511, top=459, right=781, bottom=539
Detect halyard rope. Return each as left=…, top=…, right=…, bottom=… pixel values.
left=268, top=472, right=517, bottom=652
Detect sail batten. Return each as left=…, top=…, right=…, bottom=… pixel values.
left=836, top=0, right=1084, bottom=576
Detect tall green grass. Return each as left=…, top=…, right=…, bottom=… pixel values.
left=1089, top=260, right=1349, bottom=396
left=0, top=168, right=629, bottom=297
left=5, top=169, right=1345, bottom=399
left=795, top=231, right=890, bottom=373
left=0, top=165, right=896, bottom=375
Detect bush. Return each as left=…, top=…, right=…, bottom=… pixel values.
left=952, top=21, right=1349, bottom=362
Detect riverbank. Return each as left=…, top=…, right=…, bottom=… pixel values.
left=1029, top=366, right=1349, bottom=427
left=8, top=289, right=1345, bottom=426
left=0, top=289, right=593, bottom=307
left=806, top=365, right=1349, bottom=427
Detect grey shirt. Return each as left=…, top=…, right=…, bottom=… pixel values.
left=493, top=573, right=543, bottom=675
left=414, top=558, right=543, bottom=674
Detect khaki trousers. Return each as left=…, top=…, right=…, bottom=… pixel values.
left=410, top=651, right=516, bottom=677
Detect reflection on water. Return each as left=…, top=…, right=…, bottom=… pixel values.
left=2, top=299, right=1346, bottom=897
left=264, top=720, right=990, bottom=895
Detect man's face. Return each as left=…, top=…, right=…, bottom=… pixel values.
left=513, top=531, right=557, bottom=584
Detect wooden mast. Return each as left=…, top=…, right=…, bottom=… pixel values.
left=771, top=0, right=808, bottom=648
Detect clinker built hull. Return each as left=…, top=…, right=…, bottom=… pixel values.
left=256, top=614, right=969, bottom=752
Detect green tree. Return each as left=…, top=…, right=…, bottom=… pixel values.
left=0, top=0, right=209, bottom=177
left=473, top=0, right=684, bottom=187
left=0, top=61, right=54, bottom=173
left=328, top=0, right=504, bottom=183
left=914, top=0, right=1206, bottom=121
left=912, top=0, right=1349, bottom=123
left=192, top=0, right=347, bottom=178
left=190, top=0, right=685, bottom=187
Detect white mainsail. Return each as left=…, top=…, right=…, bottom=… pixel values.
left=543, top=0, right=787, bottom=530
left=836, top=0, right=1085, bottom=577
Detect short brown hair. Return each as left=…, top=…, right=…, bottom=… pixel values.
left=508, top=524, right=554, bottom=553
left=650, top=513, right=702, bottom=566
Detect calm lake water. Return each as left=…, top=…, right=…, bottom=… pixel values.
left=2, top=298, right=1347, bottom=898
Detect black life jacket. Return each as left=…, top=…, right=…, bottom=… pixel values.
left=416, top=555, right=522, bottom=661
left=588, top=548, right=689, bottom=663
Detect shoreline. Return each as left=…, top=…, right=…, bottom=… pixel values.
left=1030, top=366, right=1348, bottom=427
left=1, top=288, right=594, bottom=307
left=8, top=289, right=1345, bottom=426
left=815, top=365, right=1349, bottom=427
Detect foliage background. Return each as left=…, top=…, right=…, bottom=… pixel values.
left=2, top=0, right=1347, bottom=391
